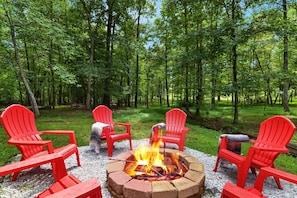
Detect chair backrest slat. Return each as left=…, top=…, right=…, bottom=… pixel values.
left=0, top=104, right=44, bottom=159
left=165, top=108, right=187, bottom=137
left=92, top=105, right=115, bottom=136
left=253, top=116, right=296, bottom=165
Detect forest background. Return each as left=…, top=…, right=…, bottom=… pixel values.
left=1, top=0, right=297, bottom=122
left=1, top=0, right=297, bottom=176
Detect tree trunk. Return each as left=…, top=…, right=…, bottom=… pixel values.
left=49, top=40, right=56, bottom=109
left=282, top=0, right=290, bottom=112
left=49, top=1, right=56, bottom=109
left=231, top=0, right=238, bottom=124
left=81, top=0, right=97, bottom=110
left=165, top=42, right=170, bottom=107
left=6, top=9, right=40, bottom=117
left=146, top=71, right=149, bottom=108
left=196, top=17, right=203, bottom=116
left=58, top=80, right=63, bottom=105
left=211, top=62, right=216, bottom=109
left=126, top=52, right=131, bottom=107
left=134, top=5, right=142, bottom=108
left=211, top=11, right=219, bottom=110
left=158, top=80, right=162, bottom=106
left=103, top=0, right=113, bottom=107
left=183, top=2, right=189, bottom=112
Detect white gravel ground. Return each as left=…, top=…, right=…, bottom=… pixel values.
left=1, top=139, right=297, bottom=198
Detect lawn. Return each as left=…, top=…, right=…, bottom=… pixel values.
left=0, top=103, right=297, bottom=175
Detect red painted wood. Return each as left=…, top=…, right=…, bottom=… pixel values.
left=92, top=105, right=132, bottom=157
left=221, top=166, right=297, bottom=197
left=254, top=166, right=297, bottom=192
left=213, top=116, right=296, bottom=189
left=36, top=175, right=102, bottom=198
left=0, top=153, right=67, bottom=182
left=220, top=182, right=264, bottom=198
left=152, top=108, right=190, bottom=151
left=0, top=104, right=81, bottom=181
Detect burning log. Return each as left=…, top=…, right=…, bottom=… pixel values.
left=119, top=139, right=189, bottom=181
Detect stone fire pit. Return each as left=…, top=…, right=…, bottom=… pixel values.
left=106, top=148, right=205, bottom=198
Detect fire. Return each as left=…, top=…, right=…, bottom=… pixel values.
left=135, top=140, right=167, bottom=174
left=125, top=139, right=185, bottom=178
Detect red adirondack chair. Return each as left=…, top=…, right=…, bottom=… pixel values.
left=0, top=153, right=68, bottom=182
left=151, top=108, right=190, bottom=151
left=213, top=115, right=296, bottom=189
left=0, top=104, right=81, bottom=181
left=36, top=175, right=102, bottom=198
left=221, top=166, right=297, bottom=198
left=92, top=105, right=132, bottom=157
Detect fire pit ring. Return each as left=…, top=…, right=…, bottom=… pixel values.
left=106, top=148, right=205, bottom=198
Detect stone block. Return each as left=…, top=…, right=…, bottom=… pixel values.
left=184, top=170, right=205, bottom=186
left=106, top=161, right=125, bottom=177
left=171, top=177, right=199, bottom=198
left=108, top=171, right=132, bottom=195
left=152, top=180, right=177, bottom=198
left=123, top=179, right=152, bottom=198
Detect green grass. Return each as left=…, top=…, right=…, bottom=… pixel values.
left=1, top=104, right=297, bottom=175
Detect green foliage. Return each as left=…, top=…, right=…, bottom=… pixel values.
left=0, top=1, right=297, bottom=122
left=0, top=68, right=19, bottom=104
left=54, top=64, right=77, bottom=85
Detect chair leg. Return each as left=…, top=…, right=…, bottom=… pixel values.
left=213, top=157, right=220, bottom=172
left=237, top=164, right=251, bottom=188
left=11, top=171, right=20, bottom=182
left=179, top=143, right=184, bottom=151
left=129, top=139, right=132, bottom=150
left=107, top=141, right=113, bottom=157
left=273, top=176, right=283, bottom=190
left=51, top=160, right=68, bottom=182
left=108, top=147, right=112, bottom=157
left=251, top=167, right=257, bottom=175
left=76, top=150, right=81, bottom=166
left=270, top=165, right=283, bottom=190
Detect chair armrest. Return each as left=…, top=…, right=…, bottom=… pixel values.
left=40, top=130, right=75, bottom=135
left=263, top=167, right=297, bottom=183
left=0, top=153, right=66, bottom=178
left=261, top=167, right=297, bottom=184
left=40, top=130, right=77, bottom=144
left=221, top=182, right=262, bottom=198
left=182, top=127, right=190, bottom=133
left=8, top=139, right=54, bottom=153
left=253, top=166, right=297, bottom=192
left=249, top=139, right=256, bottom=143
left=114, top=122, right=131, bottom=134
left=114, top=122, right=130, bottom=127
left=43, top=178, right=102, bottom=198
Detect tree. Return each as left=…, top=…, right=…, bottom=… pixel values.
left=230, top=0, right=239, bottom=124
left=1, top=0, right=297, bottom=114
left=3, top=2, right=39, bottom=116
left=282, top=0, right=290, bottom=112
left=221, top=0, right=249, bottom=124
left=80, top=0, right=103, bottom=109
left=134, top=0, right=143, bottom=108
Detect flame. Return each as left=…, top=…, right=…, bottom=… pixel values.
left=135, top=139, right=168, bottom=174
left=125, top=129, right=184, bottom=178
left=126, top=138, right=177, bottom=176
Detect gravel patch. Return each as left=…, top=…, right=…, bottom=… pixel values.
left=1, top=139, right=297, bottom=198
